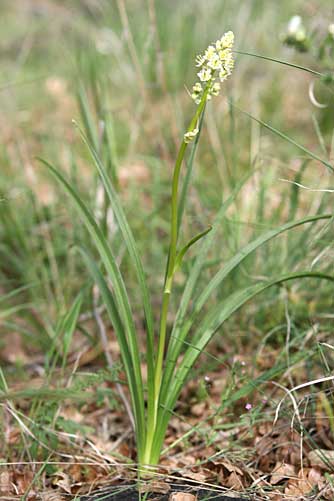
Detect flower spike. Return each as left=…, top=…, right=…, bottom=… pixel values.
left=191, top=31, right=234, bottom=104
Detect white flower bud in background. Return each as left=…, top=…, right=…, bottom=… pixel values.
left=287, top=16, right=306, bottom=42
left=328, top=23, right=334, bottom=39
left=288, top=16, right=303, bottom=35
left=281, top=15, right=309, bottom=52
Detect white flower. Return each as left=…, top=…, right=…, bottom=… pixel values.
left=220, top=31, right=234, bottom=49
left=204, top=45, right=216, bottom=60
left=219, top=69, right=228, bottom=82
left=190, top=31, right=234, bottom=103
left=184, top=127, right=199, bottom=143
left=198, top=68, right=212, bottom=82
left=207, top=52, right=221, bottom=70
left=211, top=82, right=221, bottom=96
left=191, top=82, right=203, bottom=103
left=195, top=54, right=206, bottom=67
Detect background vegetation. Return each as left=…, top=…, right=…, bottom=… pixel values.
left=0, top=0, right=333, bottom=499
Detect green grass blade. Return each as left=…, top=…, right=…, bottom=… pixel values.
left=76, top=127, right=156, bottom=421
left=0, top=283, right=35, bottom=304
left=234, top=50, right=324, bottom=77
left=77, top=85, right=99, bottom=151
left=177, top=271, right=334, bottom=403
left=174, top=226, right=212, bottom=273
left=45, top=293, right=83, bottom=372
left=77, top=126, right=155, bottom=343
left=60, top=293, right=83, bottom=366
left=0, top=303, right=34, bottom=320
left=38, top=158, right=146, bottom=452
left=153, top=271, right=334, bottom=462
left=78, top=248, right=146, bottom=454
left=162, top=214, right=332, bottom=401
left=231, top=103, right=334, bottom=173
left=183, top=214, right=331, bottom=338
left=171, top=172, right=252, bottom=339
left=160, top=172, right=260, bottom=397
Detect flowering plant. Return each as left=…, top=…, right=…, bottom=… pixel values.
left=42, top=32, right=333, bottom=471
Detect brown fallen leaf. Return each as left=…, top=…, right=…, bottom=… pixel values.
left=184, top=470, right=209, bottom=483
left=191, top=402, right=206, bottom=417
left=226, top=471, right=244, bottom=490
left=40, top=491, right=66, bottom=501
left=1, top=332, right=29, bottom=364
left=308, top=449, right=334, bottom=470
left=13, top=470, right=34, bottom=495
left=270, top=462, right=296, bottom=485
left=0, top=470, right=13, bottom=494
left=285, top=467, right=322, bottom=496
left=52, top=472, right=72, bottom=494
left=139, top=480, right=170, bottom=494
left=221, top=460, right=243, bottom=476
left=169, top=493, right=197, bottom=501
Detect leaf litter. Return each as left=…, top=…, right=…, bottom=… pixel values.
left=1, top=337, right=334, bottom=500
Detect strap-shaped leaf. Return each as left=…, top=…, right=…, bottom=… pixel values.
left=173, top=226, right=212, bottom=276
left=163, top=213, right=332, bottom=397
left=231, top=103, right=334, bottom=173
left=78, top=248, right=146, bottom=454
left=160, top=173, right=257, bottom=400
left=153, top=271, right=334, bottom=462
left=39, top=158, right=145, bottom=449
left=77, top=129, right=156, bottom=419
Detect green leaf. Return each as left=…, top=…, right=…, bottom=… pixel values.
left=167, top=214, right=332, bottom=378
left=39, top=158, right=146, bottom=456
left=234, top=50, right=324, bottom=78
left=174, top=226, right=212, bottom=274
left=231, top=103, right=334, bottom=173
left=153, top=271, right=334, bottom=462
left=78, top=248, right=146, bottom=454
left=76, top=127, right=155, bottom=422
left=59, top=293, right=83, bottom=365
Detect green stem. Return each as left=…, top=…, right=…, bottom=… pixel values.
left=143, top=90, right=208, bottom=465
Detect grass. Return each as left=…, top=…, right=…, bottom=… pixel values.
left=0, top=0, right=334, bottom=499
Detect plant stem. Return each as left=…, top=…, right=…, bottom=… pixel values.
left=143, top=92, right=208, bottom=465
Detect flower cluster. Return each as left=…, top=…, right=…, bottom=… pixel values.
left=191, top=31, right=234, bottom=104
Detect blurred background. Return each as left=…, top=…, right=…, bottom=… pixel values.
left=0, top=1, right=334, bottom=494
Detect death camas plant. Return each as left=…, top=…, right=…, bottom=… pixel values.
left=42, top=32, right=334, bottom=469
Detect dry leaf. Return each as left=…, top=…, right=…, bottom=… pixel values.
left=139, top=481, right=170, bottom=494
left=14, top=471, right=34, bottom=495
left=1, top=332, right=29, bottom=364
left=285, top=467, right=322, bottom=496
left=191, top=402, right=206, bottom=417
left=308, top=449, right=334, bottom=470
left=169, top=493, right=197, bottom=501
left=270, top=462, right=296, bottom=485
left=0, top=470, right=12, bottom=494
left=221, top=460, right=243, bottom=476
left=226, top=471, right=244, bottom=490
left=52, top=472, right=72, bottom=494
left=40, top=491, right=66, bottom=501
left=184, top=470, right=208, bottom=483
